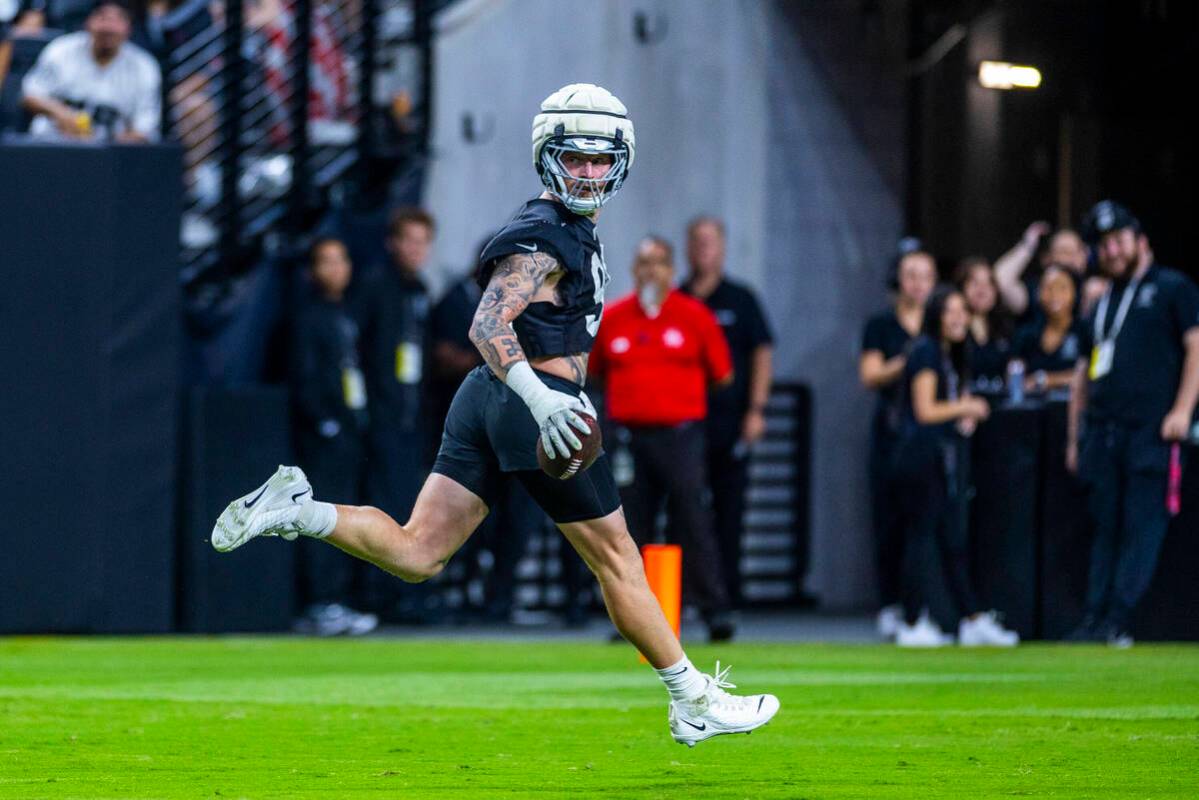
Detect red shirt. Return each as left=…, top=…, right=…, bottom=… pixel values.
left=590, top=290, right=733, bottom=425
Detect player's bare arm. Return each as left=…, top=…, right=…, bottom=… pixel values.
left=469, top=251, right=589, bottom=385
left=470, top=250, right=592, bottom=459
left=469, top=251, right=561, bottom=379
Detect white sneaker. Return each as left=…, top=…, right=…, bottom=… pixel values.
left=896, top=612, right=952, bottom=648
left=211, top=465, right=312, bottom=552
left=876, top=604, right=903, bottom=640
left=959, top=611, right=1019, bottom=647
left=668, top=662, right=780, bottom=747
left=294, top=603, right=379, bottom=637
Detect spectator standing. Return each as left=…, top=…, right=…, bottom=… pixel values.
left=956, top=257, right=1011, bottom=390
left=1011, top=265, right=1086, bottom=396
left=591, top=236, right=735, bottom=641
left=891, top=286, right=1019, bottom=648
left=1067, top=201, right=1199, bottom=646
left=357, top=206, right=435, bottom=620
left=289, top=238, right=377, bottom=636
left=681, top=216, right=774, bottom=610
left=859, top=248, right=936, bottom=639
left=21, top=0, right=160, bottom=141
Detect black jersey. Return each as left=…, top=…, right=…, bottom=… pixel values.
left=477, top=198, right=610, bottom=358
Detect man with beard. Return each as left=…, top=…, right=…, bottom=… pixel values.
left=21, top=0, right=160, bottom=141
left=1067, top=201, right=1199, bottom=646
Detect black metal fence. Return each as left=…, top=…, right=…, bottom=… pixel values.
left=163, top=0, right=436, bottom=287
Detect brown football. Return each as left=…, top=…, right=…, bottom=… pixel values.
left=536, top=413, right=602, bottom=480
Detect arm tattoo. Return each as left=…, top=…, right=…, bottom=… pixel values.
left=469, top=251, right=560, bottom=379
left=564, top=354, right=588, bottom=385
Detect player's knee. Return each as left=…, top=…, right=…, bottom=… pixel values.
left=587, top=532, right=643, bottom=586
left=398, top=558, right=444, bottom=584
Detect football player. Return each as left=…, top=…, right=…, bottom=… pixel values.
left=211, top=83, right=779, bottom=746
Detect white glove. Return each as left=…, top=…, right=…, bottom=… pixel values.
left=505, top=362, right=593, bottom=459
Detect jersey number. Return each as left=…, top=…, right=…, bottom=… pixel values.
left=585, top=248, right=610, bottom=337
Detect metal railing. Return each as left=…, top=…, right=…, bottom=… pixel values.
left=162, top=0, right=436, bottom=287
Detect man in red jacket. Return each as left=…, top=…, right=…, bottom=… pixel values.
left=590, top=236, right=737, bottom=640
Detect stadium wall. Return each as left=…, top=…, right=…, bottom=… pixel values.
left=422, top=0, right=903, bottom=609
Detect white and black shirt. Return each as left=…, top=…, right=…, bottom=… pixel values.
left=22, top=31, right=161, bottom=139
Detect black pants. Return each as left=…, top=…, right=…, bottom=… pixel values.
left=1078, top=420, right=1172, bottom=628
left=705, top=428, right=749, bottom=608
left=893, top=436, right=980, bottom=628
left=619, top=421, right=731, bottom=617
left=294, top=428, right=365, bottom=606
left=868, top=418, right=904, bottom=609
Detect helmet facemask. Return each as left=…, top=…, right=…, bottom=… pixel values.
left=538, top=132, right=630, bottom=215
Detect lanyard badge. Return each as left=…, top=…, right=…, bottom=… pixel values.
left=1089, top=278, right=1141, bottom=381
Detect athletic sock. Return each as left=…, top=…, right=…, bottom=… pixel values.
left=297, top=501, right=337, bottom=539
left=655, top=656, right=707, bottom=703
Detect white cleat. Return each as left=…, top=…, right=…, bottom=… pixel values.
left=876, top=603, right=903, bottom=641
left=669, top=662, right=779, bottom=747
left=896, top=611, right=953, bottom=648
left=210, top=465, right=312, bottom=553
left=958, top=610, right=1020, bottom=647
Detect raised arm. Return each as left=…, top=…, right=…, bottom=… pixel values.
left=468, top=251, right=560, bottom=379
left=995, top=222, right=1050, bottom=316
left=468, top=251, right=589, bottom=459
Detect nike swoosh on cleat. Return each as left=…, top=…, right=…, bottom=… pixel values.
left=244, top=485, right=269, bottom=508
left=291, top=488, right=311, bottom=502
left=681, top=719, right=706, bottom=731
left=757, top=697, right=764, bottom=712
left=515, top=242, right=538, bottom=252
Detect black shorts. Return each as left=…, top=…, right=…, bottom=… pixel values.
left=431, top=366, right=621, bottom=524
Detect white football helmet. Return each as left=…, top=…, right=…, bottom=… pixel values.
left=532, top=83, right=635, bottom=215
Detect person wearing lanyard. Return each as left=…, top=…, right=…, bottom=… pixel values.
left=357, top=206, right=435, bottom=620
left=859, top=248, right=936, bottom=639
left=1067, top=201, right=1199, bottom=646
left=289, top=239, right=377, bottom=636
left=590, top=236, right=736, bottom=641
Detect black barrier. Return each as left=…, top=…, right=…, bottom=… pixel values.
left=0, top=141, right=182, bottom=633
left=970, top=407, right=1041, bottom=638
left=973, top=401, right=1198, bottom=640
left=177, top=387, right=297, bottom=632
left=1037, top=405, right=1093, bottom=639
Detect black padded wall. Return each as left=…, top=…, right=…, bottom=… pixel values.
left=0, top=142, right=182, bottom=633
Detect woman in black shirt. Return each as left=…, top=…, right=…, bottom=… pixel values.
left=1011, top=264, right=1085, bottom=395
left=956, top=257, right=1012, bottom=390
left=859, top=250, right=936, bottom=638
left=891, top=286, right=1019, bottom=647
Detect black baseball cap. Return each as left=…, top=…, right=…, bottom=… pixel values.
left=1081, top=200, right=1141, bottom=245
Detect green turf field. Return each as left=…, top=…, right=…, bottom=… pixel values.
left=1, top=638, right=1196, bottom=799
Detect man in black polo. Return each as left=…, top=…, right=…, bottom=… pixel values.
left=682, top=216, right=775, bottom=610
left=1067, top=201, right=1199, bottom=646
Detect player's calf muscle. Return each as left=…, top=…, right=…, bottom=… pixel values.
left=328, top=504, right=443, bottom=583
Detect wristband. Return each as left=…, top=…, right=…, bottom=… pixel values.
left=504, top=361, right=552, bottom=409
